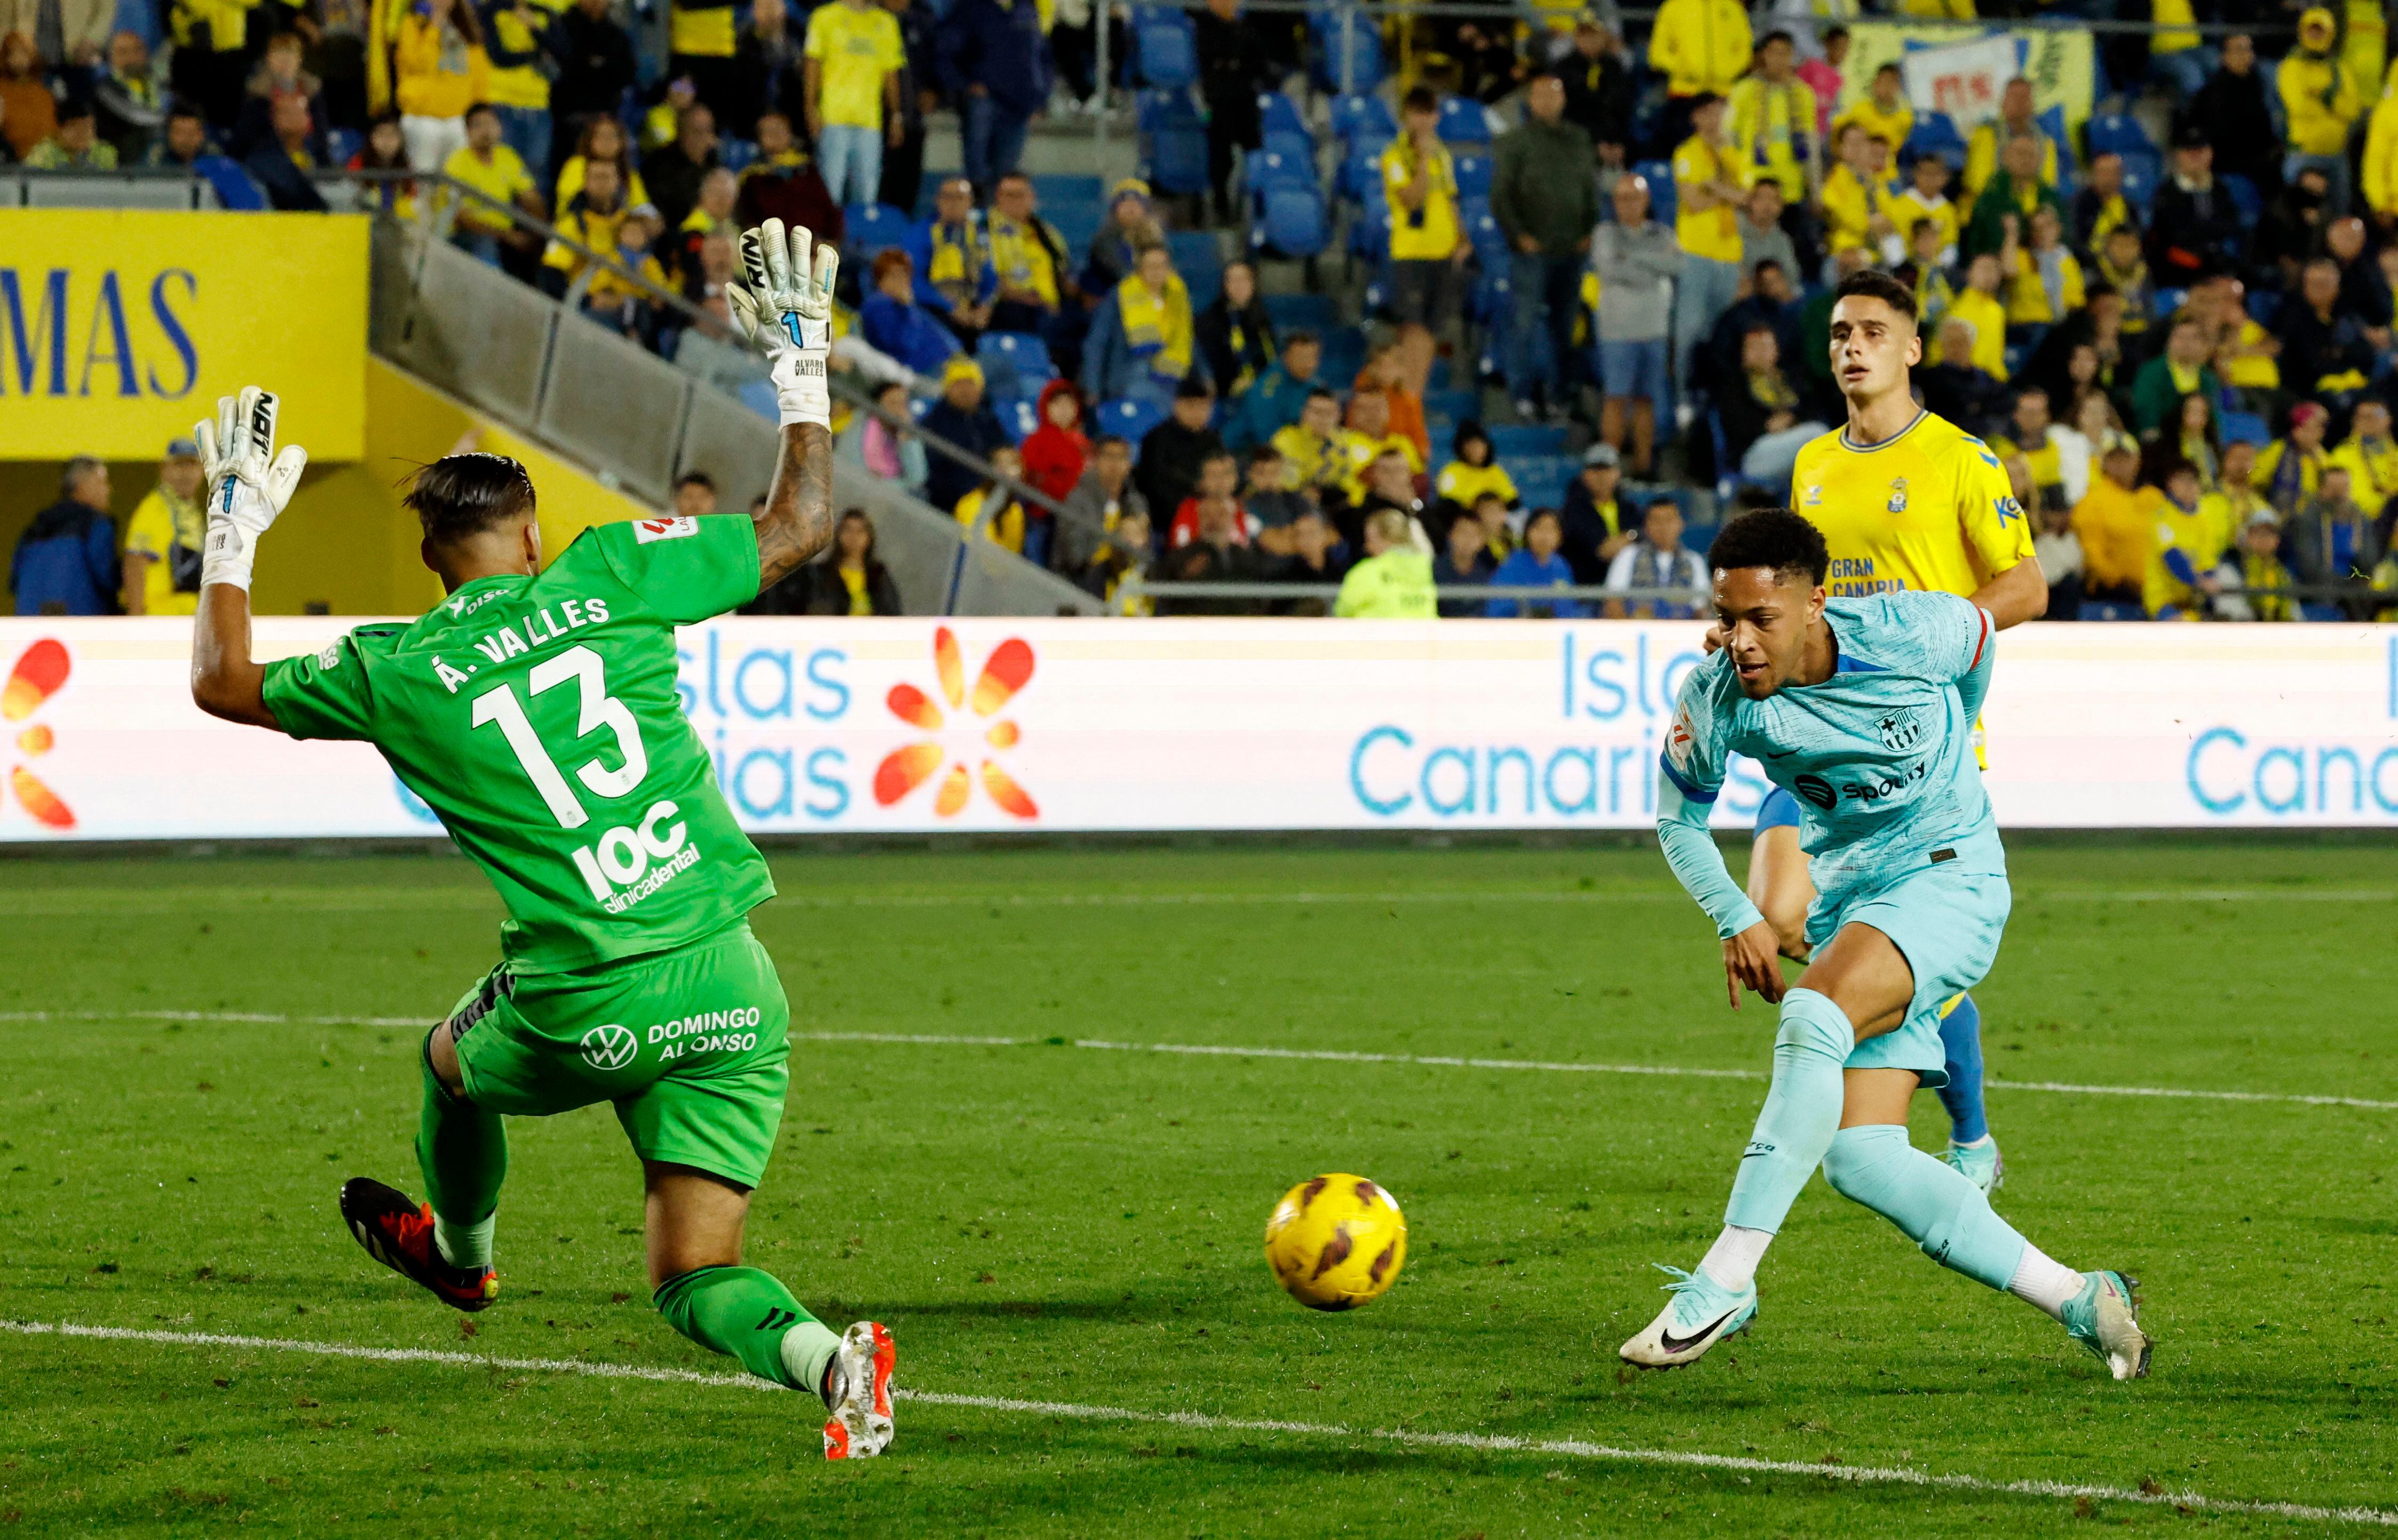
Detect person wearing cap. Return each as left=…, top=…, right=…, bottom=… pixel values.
left=1493, top=72, right=1601, bottom=422
left=921, top=354, right=1011, bottom=514
left=1961, top=77, right=2059, bottom=206
left=1560, top=442, right=1635, bottom=582
left=803, top=0, right=905, bottom=209
left=2212, top=508, right=2299, bottom=620
left=2281, top=7, right=2364, bottom=217
left=2285, top=463, right=2387, bottom=612
left=2254, top=400, right=2333, bottom=517
left=122, top=439, right=207, bottom=617
left=2146, top=124, right=2245, bottom=282
left=1082, top=178, right=1165, bottom=296
left=1645, top=0, right=1748, bottom=156
left=1726, top=29, right=1818, bottom=208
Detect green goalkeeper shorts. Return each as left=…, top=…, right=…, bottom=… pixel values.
left=443, top=922, right=789, bottom=1190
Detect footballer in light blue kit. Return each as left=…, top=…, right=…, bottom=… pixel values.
left=1620, top=508, right=2152, bottom=1380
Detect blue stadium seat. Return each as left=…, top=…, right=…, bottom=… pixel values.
left=1147, top=128, right=1211, bottom=195
left=977, top=331, right=1056, bottom=400
left=720, top=137, right=757, bottom=173
left=2220, top=410, right=2270, bottom=446
left=1002, top=398, right=1040, bottom=442
left=1168, top=228, right=1218, bottom=276
left=1244, top=149, right=1317, bottom=190
left=1254, top=186, right=1329, bottom=258
left=1339, top=146, right=1382, bottom=202
left=1259, top=92, right=1308, bottom=140
left=1310, top=7, right=1383, bottom=92
left=1465, top=204, right=1506, bottom=264
left=1261, top=130, right=1318, bottom=167
left=2086, top=112, right=2155, bottom=158
left=1903, top=111, right=1966, bottom=171
left=2223, top=172, right=2264, bottom=225
left=195, top=155, right=266, bottom=211
left=1489, top=424, right=1568, bottom=459
left=1137, top=88, right=1204, bottom=133
left=1436, top=96, right=1490, bottom=145
left=1331, top=92, right=1397, bottom=150
left=2119, top=158, right=2157, bottom=210
left=1049, top=204, right=1102, bottom=257
left=2245, top=285, right=2281, bottom=326
left=1634, top=159, right=1675, bottom=225
left=1513, top=457, right=1571, bottom=511
left=1471, top=269, right=1511, bottom=324
left=1422, top=388, right=1476, bottom=426
left=843, top=202, right=913, bottom=257
left=1135, top=11, right=1196, bottom=88
left=1100, top=396, right=1168, bottom=450
left=1350, top=188, right=1390, bottom=258
left=1452, top=150, right=1492, bottom=200
left=1317, top=324, right=1366, bottom=382
left=1264, top=292, right=1339, bottom=332
left=2154, top=286, right=2188, bottom=320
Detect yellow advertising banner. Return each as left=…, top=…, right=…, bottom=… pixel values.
left=1841, top=22, right=2098, bottom=137
left=0, top=209, right=367, bottom=462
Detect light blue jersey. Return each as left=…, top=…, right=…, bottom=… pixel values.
left=1656, top=591, right=2000, bottom=939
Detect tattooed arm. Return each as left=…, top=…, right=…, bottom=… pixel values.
left=755, top=422, right=837, bottom=590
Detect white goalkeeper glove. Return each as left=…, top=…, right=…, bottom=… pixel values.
left=195, top=386, right=307, bottom=592
left=728, top=218, right=839, bottom=430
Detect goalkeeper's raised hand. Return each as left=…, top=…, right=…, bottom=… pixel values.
left=729, top=218, right=838, bottom=431
left=195, top=386, right=308, bottom=593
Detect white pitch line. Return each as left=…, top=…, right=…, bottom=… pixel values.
left=2, top=1321, right=2389, bottom=1529
left=792, top=1031, right=2398, bottom=1112
left=5, top=1012, right=2389, bottom=1113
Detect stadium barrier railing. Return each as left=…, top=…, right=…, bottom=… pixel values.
left=347, top=170, right=1099, bottom=617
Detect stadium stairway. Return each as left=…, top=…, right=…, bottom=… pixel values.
left=367, top=218, right=1097, bottom=617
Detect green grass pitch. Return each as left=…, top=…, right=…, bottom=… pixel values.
left=1, top=838, right=2393, bottom=1537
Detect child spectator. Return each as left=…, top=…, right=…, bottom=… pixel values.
left=348, top=114, right=417, bottom=218
left=1603, top=497, right=1706, bottom=618
left=1889, top=151, right=1959, bottom=267
left=954, top=443, right=1029, bottom=553
left=2213, top=511, right=2296, bottom=620
left=26, top=100, right=118, bottom=170
left=1948, top=252, right=2010, bottom=379
left=836, top=378, right=929, bottom=498
left=1470, top=490, right=1519, bottom=563
left=1020, top=380, right=1090, bottom=505
left=1056, top=435, right=1147, bottom=581
left=1484, top=509, right=1585, bottom=618
left=1243, top=446, right=1310, bottom=554
left=1434, top=422, right=1519, bottom=525
left=1084, top=506, right=1155, bottom=615
left=672, top=167, right=740, bottom=282
left=1432, top=507, right=1495, bottom=617
left=1167, top=451, right=1255, bottom=551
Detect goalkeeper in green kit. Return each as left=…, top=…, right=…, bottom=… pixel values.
left=188, top=223, right=898, bottom=1460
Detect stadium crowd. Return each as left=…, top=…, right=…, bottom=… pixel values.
left=9, top=0, right=2398, bottom=620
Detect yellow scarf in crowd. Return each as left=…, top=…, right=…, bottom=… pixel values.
left=1117, top=272, right=1193, bottom=382
left=990, top=215, right=1062, bottom=308
left=929, top=216, right=992, bottom=303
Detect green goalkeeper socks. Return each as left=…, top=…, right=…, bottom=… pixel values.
left=415, top=1041, right=506, bottom=1267
left=653, top=1265, right=841, bottom=1393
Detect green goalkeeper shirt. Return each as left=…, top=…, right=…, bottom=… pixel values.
left=262, top=514, right=775, bottom=974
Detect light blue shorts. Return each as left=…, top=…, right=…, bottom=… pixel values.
left=1808, top=861, right=2011, bottom=1089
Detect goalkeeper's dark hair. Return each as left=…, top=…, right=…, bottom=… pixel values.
left=1708, top=507, right=1830, bottom=588
left=405, top=454, right=537, bottom=545
left=1832, top=267, right=1918, bottom=327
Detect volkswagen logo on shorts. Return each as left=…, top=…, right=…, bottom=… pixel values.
left=580, top=1023, right=638, bottom=1071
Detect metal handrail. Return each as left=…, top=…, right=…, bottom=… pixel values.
left=335, top=166, right=1075, bottom=543
left=1125, top=0, right=2290, bottom=34
left=1128, top=576, right=2392, bottom=609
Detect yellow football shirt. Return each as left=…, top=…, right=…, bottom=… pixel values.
left=806, top=2, right=904, bottom=129
left=1887, top=187, right=1958, bottom=259
left=1381, top=139, right=1460, bottom=261
left=124, top=487, right=203, bottom=616
left=1672, top=134, right=1748, bottom=264
left=2143, top=496, right=2231, bottom=616
left=1789, top=409, right=2035, bottom=602
left=442, top=142, right=534, bottom=233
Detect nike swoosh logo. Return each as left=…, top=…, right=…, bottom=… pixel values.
left=1763, top=749, right=1797, bottom=760
left=1658, top=1309, right=1739, bottom=1354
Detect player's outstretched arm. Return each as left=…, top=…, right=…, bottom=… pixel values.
left=1971, top=556, right=2048, bottom=629
left=729, top=218, right=841, bottom=590
left=188, top=388, right=306, bottom=732
left=1657, top=774, right=1784, bottom=1009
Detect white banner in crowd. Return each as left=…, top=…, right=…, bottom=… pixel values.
left=1899, top=34, right=2024, bottom=133
left=2, top=618, right=2395, bottom=842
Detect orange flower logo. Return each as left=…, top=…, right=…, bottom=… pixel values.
left=873, top=626, right=1038, bottom=820
left=3, top=639, right=74, bottom=830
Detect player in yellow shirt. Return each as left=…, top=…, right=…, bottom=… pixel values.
left=804, top=0, right=905, bottom=208
left=1750, top=266, right=2047, bottom=1193
left=121, top=436, right=206, bottom=616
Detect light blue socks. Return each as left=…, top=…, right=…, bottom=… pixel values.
left=1722, top=988, right=1855, bottom=1235
left=1822, top=1124, right=2028, bottom=1290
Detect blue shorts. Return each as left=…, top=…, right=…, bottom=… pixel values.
left=1597, top=337, right=1670, bottom=407
left=1807, top=862, right=2012, bottom=1089
left=1754, top=786, right=1805, bottom=833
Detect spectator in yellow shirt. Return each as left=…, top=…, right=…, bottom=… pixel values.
left=1272, top=390, right=1350, bottom=507
left=2282, top=7, right=2364, bottom=214
left=442, top=102, right=544, bottom=266
left=1819, top=121, right=1895, bottom=267
left=804, top=0, right=905, bottom=207
left=392, top=0, right=488, bottom=173
left=1961, top=76, right=2059, bottom=203
left=2005, top=205, right=2084, bottom=325
left=1949, top=250, right=2011, bottom=380
left=1888, top=150, right=1959, bottom=266
left=1725, top=30, right=1819, bottom=203
left=120, top=438, right=205, bottom=617
left=2071, top=439, right=2164, bottom=607
left=2329, top=398, right=2398, bottom=519
left=2363, top=55, right=2398, bottom=228
left=1646, top=0, right=1749, bottom=146
left=1833, top=62, right=1912, bottom=159
left=1382, top=87, right=1467, bottom=402
left=1671, top=92, right=1749, bottom=395
left=1335, top=391, right=1426, bottom=506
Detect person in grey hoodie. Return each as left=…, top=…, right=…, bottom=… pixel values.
left=1052, top=434, right=1150, bottom=581
left=1590, top=172, right=1680, bottom=476
left=1492, top=71, right=1601, bottom=420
